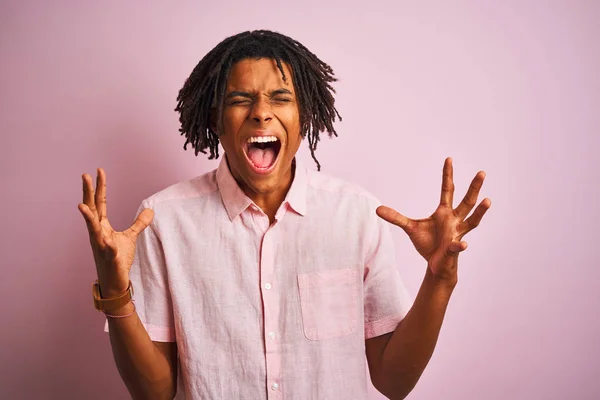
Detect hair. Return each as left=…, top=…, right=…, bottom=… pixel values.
left=174, top=30, right=341, bottom=171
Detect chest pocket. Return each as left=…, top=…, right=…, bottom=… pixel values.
left=297, top=267, right=359, bottom=341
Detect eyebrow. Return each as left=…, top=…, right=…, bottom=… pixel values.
left=225, top=88, right=294, bottom=99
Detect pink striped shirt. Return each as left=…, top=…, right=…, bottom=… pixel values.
left=106, top=157, right=411, bottom=399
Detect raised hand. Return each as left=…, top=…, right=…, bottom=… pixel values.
left=376, top=158, right=491, bottom=284
left=78, top=168, right=154, bottom=298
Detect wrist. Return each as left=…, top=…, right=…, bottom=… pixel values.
left=104, top=300, right=135, bottom=316
left=424, top=268, right=457, bottom=294
left=92, top=279, right=134, bottom=313
left=98, top=281, right=130, bottom=299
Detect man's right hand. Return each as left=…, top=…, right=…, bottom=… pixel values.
left=78, top=168, right=154, bottom=298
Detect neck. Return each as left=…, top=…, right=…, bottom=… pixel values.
left=230, top=159, right=296, bottom=224
left=252, top=188, right=288, bottom=224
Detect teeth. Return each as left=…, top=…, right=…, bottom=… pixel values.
left=247, top=136, right=278, bottom=144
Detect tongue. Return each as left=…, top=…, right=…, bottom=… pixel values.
left=247, top=146, right=276, bottom=169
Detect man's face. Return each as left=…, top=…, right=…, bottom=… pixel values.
left=218, top=58, right=302, bottom=197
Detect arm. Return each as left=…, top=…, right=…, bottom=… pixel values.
left=366, top=269, right=454, bottom=399
left=78, top=168, right=178, bottom=399
left=106, top=301, right=178, bottom=400
left=368, top=158, right=491, bottom=399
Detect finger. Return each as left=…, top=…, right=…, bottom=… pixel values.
left=440, top=157, right=454, bottom=208
left=448, top=240, right=468, bottom=253
left=376, top=205, right=412, bottom=233
left=95, top=168, right=107, bottom=221
left=82, top=174, right=98, bottom=219
left=460, top=198, right=492, bottom=234
left=125, top=208, right=155, bottom=238
left=78, top=203, right=102, bottom=239
left=455, top=171, right=486, bottom=218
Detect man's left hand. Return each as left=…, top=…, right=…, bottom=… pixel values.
left=376, top=157, right=491, bottom=285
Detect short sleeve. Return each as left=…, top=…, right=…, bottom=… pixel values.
left=363, top=206, right=413, bottom=339
left=104, top=200, right=176, bottom=342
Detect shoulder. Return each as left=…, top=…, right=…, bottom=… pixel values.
left=305, top=169, right=382, bottom=223
left=306, top=169, right=381, bottom=208
left=141, top=168, right=219, bottom=210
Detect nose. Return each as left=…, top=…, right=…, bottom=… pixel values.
left=249, top=96, right=273, bottom=123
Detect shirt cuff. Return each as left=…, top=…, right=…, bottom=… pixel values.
left=364, top=313, right=404, bottom=339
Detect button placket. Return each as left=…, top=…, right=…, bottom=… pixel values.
left=260, top=227, right=282, bottom=399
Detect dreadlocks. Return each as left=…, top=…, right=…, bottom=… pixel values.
left=174, top=30, right=341, bottom=171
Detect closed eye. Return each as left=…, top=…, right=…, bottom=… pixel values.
left=228, top=99, right=251, bottom=106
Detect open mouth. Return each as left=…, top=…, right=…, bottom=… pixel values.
left=244, top=136, right=282, bottom=173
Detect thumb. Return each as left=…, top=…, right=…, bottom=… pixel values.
left=128, top=208, right=155, bottom=238
left=448, top=240, right=468, bottom=254
left=376, top=205, right=410, bottom=233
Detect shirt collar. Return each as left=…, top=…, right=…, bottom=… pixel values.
left=216, top=155, right=307, bottom=222
left=284, top=158, right=307, bottom=217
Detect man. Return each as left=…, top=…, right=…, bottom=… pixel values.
left=79, top=30, right=491, bottom=399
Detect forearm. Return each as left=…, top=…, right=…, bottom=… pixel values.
left=378, top=269, right=455, bottom=399
left=107, top=302, right=175, bottom=400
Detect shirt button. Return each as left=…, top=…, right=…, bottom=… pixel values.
left=271, top=382, right=279, bottom=391
left=268, top=332, right=275, bottom=339
left=264, top=283, right=272, bottom=290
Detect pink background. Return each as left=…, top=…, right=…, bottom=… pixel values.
left=1, top=1, right=599, bottom=399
